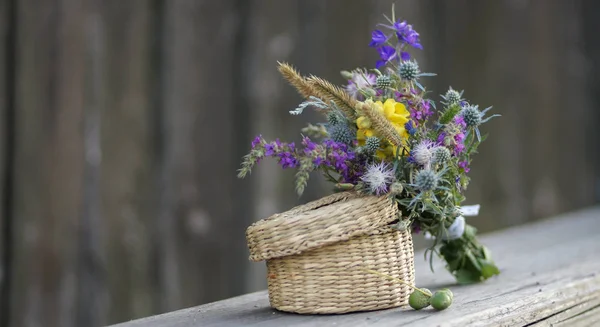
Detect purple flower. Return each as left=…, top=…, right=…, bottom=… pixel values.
left=313, top=156, right=324, bottom=166
left=302, top=136, right=316, bottom=151
left=264, top=143, right=275, bottom=156
left=454, top=116, right=467, bottom=129
left=437, top=132, right=447, bottom=146
left=459, top=161, right=470, bottom=173
left=251, top=135, right=263, bottom=149
left=277, top=152, right=298, bottom=169
left=345, top=70, right=376, bottom=99
left=400, top=51, right=410, bottom=60
left=376, top=46, right=398, bottom=69
left=393, top=21, right=423, bottom=50
left=369, top=30, right=388, bottom=47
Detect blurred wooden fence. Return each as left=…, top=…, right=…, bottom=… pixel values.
left=0, top=0, right=598, bottom=326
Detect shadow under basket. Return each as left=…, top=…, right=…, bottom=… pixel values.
left=246, top=192, right=415, bottom=314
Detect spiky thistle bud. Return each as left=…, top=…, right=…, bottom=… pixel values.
left=414, top=169, right=438, bottom=192
left=376, top=75, right=392, bottom=89
left=327, top=111, right=340, bottom=126
left=432, top=146, right=451, bottom=165
left=329, top=124, right=355, bottom=146
left=390, top=182, right=404, bottom=195
left=444, top=88, right=461, bottom=105
left=364, top=136, right=381, bottom=154
left=462, top=105, right=482, bottom=127
left=399, top=61, right=420, bottom=81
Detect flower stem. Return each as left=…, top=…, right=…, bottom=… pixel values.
left=361, top=268, right=430, bottom=296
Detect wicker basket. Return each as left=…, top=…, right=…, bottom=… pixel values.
left=246, top=191, right=415, bottom=314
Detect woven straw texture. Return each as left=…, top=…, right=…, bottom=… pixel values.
left=246, top=192, right=415, bottom=314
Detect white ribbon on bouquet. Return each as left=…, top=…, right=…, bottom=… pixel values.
left=424, top=204, right=480, bottom=241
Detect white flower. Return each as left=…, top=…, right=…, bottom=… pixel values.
left=412, top=140, right=436, bottom=166
left=361, top=161, right=395, bottom=195
left=345, top=70, right=376, bottom=99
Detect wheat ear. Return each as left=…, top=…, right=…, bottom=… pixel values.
left=307, top=75, right=358, bottom=121
left=277, top=62, right=316, bottom=99
left=357, top=101, right=404, bottom=147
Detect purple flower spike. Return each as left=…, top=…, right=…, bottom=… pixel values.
left=369, top=30, right=388, bottom=47
left=376, top=45, right=398, bottom=68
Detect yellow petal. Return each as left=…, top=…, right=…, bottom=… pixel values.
left=388, top=113, right=409, bottom=124
left=394, top=102, right=409, bottom=116
left=356, top=116, right=371, bottom=129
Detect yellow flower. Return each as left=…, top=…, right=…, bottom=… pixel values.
left=356, top=98, right=410, bottom=159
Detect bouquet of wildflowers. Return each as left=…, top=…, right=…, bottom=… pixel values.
left=239, top=10, right=499, bottom=284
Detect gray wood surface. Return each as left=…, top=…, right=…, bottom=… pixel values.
left=112, top=206, right=600, bottom=327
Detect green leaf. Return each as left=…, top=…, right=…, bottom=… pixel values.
left=454, top=269, right=481, bottom=285
left=439, top=104, right=461, bottom=124
left=480, top=261, right=500, bottom=279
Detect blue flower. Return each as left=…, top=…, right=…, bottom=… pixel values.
left=405, top=120, right=416, bottom=136
left=394, top=21, right=422, bottom=49
left=369, top=30, right=388, bottom=47
left=376, top=45, right=398, bottom=68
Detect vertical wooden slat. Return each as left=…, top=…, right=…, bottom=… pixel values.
left=0, top=0, right=11, bottom=324
left=11, top=1, right=85, bottom=326
left=157, top=0, right=249, bottom=311
left=77, top=1, right=107, bottom=326
left=97, top=1, right=158, bottom=323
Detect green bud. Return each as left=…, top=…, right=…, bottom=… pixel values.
left=334, top=183, right=355, bottom=191
left=408, top=288, right=431, bottom=310
left=340, top=70, right=353, bottom=80
left=430, top=290, right=453, bottom=310
left=390, top=182, right=404, bottom=195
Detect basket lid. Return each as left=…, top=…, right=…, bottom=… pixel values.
left=246, top=192, right=399, bottom=261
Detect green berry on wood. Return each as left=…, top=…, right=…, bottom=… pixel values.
left=430, top=290, right=453, bottom=310
left=408, top=288, right=432, bottom=310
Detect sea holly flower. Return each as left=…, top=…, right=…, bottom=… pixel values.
left=369, top=30, right=389, bottom=47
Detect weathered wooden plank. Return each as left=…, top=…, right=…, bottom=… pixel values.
left=156, top=0, right=250, bottom=312
left=10, top=1, right=86, bottom=326
left=111, top=206, right=600, bottom=326
left=0, top=0, right=11, bottom=324
left=95, top=1, right=158, bottom=324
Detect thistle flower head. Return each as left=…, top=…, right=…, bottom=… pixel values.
left=432, top=146, right=451, bottom=165
left=364, top=136, right=381, bottom=154
left=414, top=169, right=438, bottom=192
left=361, top=161, right=395, bottom=195
left=345, top=70, right=376, bottom=99
left=461, top=105, right=482, bottom=127
left=376, top=75, right=392, bottom=89
left=443, top=88, right=462, bottom=105
left=412, top=140, right=435, bottom=166
left=329, top=124, right=355, bottom=146
left=327, top=111, right=341, bottom=126
left=399, top=60, right=420, bottom=81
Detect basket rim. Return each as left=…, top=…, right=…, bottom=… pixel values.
left=246, top=191, right=399, bottom=261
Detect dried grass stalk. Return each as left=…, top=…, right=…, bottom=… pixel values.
left=308, top=75, right=358, bottom=121
left=357, top=102, right=404, bottom=147
left=277, top=62, right=315, bottom=99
